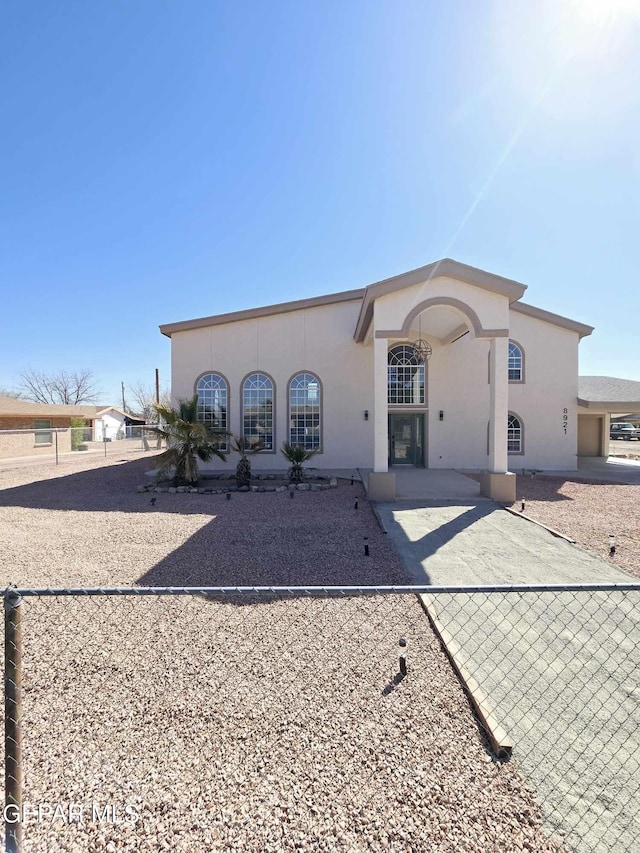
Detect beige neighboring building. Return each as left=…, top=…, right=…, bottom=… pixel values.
left=160, top=258, right=598, bottom=501
left=0, top=398, right=134, bottom=458
left=577, top=377, right=640, bottom=456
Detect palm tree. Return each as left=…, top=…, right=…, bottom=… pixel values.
left=146, top=395, right=227, bottom=486
left=280, top=442, right=318, bottom=484
left=230, top=436, right=262, bottom=487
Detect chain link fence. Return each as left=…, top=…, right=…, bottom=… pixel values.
left=3, top=584, right=640, bottom=852
left=0, top=427, right=158, bottom=465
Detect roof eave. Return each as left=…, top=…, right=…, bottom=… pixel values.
left=354, top=258, right=528, bottom=343
left=160, top=288, right=365, bottom=338
left=512, top=302, right=594, bottom=338
left=578, top=399, right=640, bottom=411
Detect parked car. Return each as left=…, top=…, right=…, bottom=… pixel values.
left=610, top=423, right=640, bottom=440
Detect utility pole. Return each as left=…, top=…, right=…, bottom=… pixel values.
left=121, top=381, right=127, bottom=412
left=155, top=369, right=162, bottom=449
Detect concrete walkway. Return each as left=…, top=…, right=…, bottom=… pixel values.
left=375, top=499, right=639, bottom=852
left=360, top=458, right=640, bottom=504
left=375, top=500, right=631, bottom=586
left=360, top=467, right=486, bottom=500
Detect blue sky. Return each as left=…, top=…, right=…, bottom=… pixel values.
left=1, top=0, right=639, bottom=408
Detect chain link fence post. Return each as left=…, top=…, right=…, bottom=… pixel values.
left=4, top=588, right=23, bottom=853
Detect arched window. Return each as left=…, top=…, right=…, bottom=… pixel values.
left=242, top=372, right=274, bottom=451
left=289, top=373, right=321, bottom=450
left=195, top=373, right=229, bottom=452
left=388, top=345, right=425, bottom=405
left=508, top=413, right=523, bottom=454
left=486, top=413, right=525, bottom=455
left=508, top=341, right=524, bottom=382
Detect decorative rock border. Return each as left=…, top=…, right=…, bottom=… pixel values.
left=137, top=477, right=339, bottom=495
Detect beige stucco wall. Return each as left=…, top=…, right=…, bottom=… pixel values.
left=506, top=311, right=580, bottom=470
left=424, top=334, right=491, bottom=468
left=170, top=299, right=374, bottom=471
left=374, top=276, right=510, bottom=337
left=169, top=286, right=583, bottom=473
left=577, top=414, right=605, bottom=456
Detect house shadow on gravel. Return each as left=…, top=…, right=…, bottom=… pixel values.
left=0, top=457, right=206, bottom=517
left=0, top=457, right=418, bottom=594
left=134, top=484, right=416, bottom=595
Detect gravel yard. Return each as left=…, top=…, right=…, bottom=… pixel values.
left=0, top=454, right=563, bottom=852
left=506, top=474, right=640, bottom=579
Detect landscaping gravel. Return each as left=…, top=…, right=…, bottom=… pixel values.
left=0, top=453, right=564, bottom=852
left=506, top=474, right=640, bottom=579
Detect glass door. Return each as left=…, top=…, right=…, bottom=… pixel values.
left=389, top=414, right=425, bottom=466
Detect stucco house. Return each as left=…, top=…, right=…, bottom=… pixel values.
left=160, top=258, right=601, bottom=501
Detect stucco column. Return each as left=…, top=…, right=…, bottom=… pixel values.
left=373, top=334, right=388, bottom=473
left=488, top=336, right=509, bottom=474
left=368, top=334, right=395, bottom=499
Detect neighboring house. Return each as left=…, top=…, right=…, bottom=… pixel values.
left=577, top=377, right=640, bottom=454
left=0, top=398, right=144, bottom=459
left=160, top=258, right=597, bottom=501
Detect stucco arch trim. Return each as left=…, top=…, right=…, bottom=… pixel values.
left=374, top=297, right=509, bottom=341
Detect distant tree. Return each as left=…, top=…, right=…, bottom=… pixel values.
left=18, top=369, right=101, bottom=405
left=128, top=381, right=171, bottom=421
left=0, top=388, right=25, bottom=399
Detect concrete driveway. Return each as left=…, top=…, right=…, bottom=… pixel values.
left=375, top=498, right=640, bottom=853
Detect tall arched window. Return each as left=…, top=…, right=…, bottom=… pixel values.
left=289, top=373, right=321, bottom=450
left=195, top=373, right=229, bottom=452
left=388, top=345, right=425, bottom=405
left=508, top=413, right=523, bottom=454
left=242, top=372, right=274, bottom=451
left=508, top=341, right=524, bottom=382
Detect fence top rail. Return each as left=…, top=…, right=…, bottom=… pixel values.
left=4, top=582, right=640, bottom=598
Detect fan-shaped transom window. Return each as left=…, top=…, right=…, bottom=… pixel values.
left=195, top=373, right=229, bottom=452
left=243, top=373, right=274, bottom=451
left=508, top=413, right=523, bottom=453
left=508, top=342, right=524, bottom=382
left=289, top=373, right=321, bottom=450
left=388, top=345, right=425, bottom=405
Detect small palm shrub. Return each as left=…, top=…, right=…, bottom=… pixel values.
left=280, top=442, right=318, bottom=484
left=146, top=394, right=228, bottom=486
left=230, top=436, right=263, bottom=487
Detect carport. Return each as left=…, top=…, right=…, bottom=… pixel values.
left=578, top=375, right=640, bottom=457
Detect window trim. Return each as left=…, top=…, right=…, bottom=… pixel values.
left=507, top=411, right=524, bottom=455
left=486, top=411, right=525, bottom=455
left=34, top=418, right=52, bottom=446
left=194, top=371, right=230, bottom=452
left=508, top=340, right=525, bottom=383
left=487, top=339, right=526, bottom=384
left=287, top=371, right=323, bottom=454
left=387, top=343, right=427, bottom=407
left=240, top=371, right=276, bottom=454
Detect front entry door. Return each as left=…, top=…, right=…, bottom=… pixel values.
left=389, top=414, right=425, bottom=466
